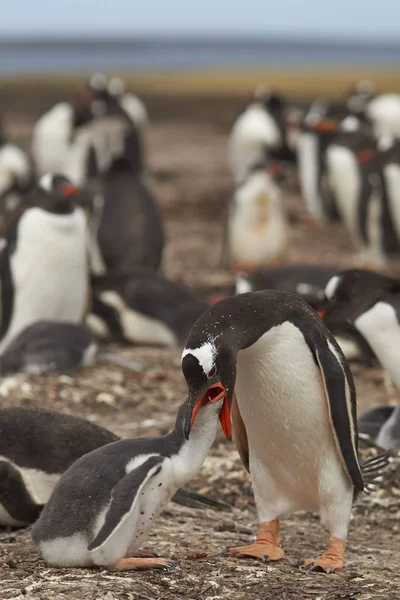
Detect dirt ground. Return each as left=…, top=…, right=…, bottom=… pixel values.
left=0, top=88, right=399, bottom=600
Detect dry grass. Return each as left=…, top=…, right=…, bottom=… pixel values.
left=2, top=66, right=400, bottom=98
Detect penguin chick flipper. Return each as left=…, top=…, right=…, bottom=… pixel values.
left=311, top=341, right=364, bottom=492
left=299, top=536, right=345, bottom=574
left=225, top=520, right=284, bottom=562
left=87, top=456, right=163, bottom=563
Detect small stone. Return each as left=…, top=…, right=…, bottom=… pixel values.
left=96, top=392, right=116, bottom=406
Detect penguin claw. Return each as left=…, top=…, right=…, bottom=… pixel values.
left=303, top=562, right=315, bottom=571
left=261, top=554, right=269, bottom=563
left=327, top=566, right=333, bottom=574
left=291, top=560, right=305, bottom=567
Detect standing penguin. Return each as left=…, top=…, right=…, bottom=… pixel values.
left=182, top=290, right=367, bottom=572
left=228, top=87, right=294, bottom=185
left=32, top=399, right=227, bottom=570
left=0, top=134, right=32, bottom=220
left=0, top=174, right=89, bottom=352
left=226, top=162, right=288, bottom=273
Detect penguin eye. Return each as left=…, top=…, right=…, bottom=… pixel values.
left=207, top=364, right=217, bottom=379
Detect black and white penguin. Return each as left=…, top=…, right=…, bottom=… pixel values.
left=182, top=290, right=369, bottom=572
left=32, top=74, right=145, bottom=186
left=0, top=174, right=89, bottom=352
left=234, top=265, right=337, bottom=310
left=32, top=399, right=226, bottom=570
left=0, top=134, right=33, bottom=220
left=228, top=87, right=295, bottom=185
left=0, top=321, right=96, bottom=375
left=226, top=161, right=288, bottom=273
left=358, top=405, right=399, bottom=449
left=87, top=269, right=208, bottom=347
left=0, top=406, right=225, bottom=527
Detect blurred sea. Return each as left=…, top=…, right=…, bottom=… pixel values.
left=1, top=37, right=400, bottom=74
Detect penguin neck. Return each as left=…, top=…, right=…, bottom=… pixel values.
left=170, top=402, right=220, bottom=486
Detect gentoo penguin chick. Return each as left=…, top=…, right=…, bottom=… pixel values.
left=88, top=270, right=208, bottom=347
left=0, top=174, right=89, bottom=352
left=0, top=407, right=226, bottom=527
left=32, top=399, right=227, bottom=570
left=182, top=290, right=367, bottom=573
left=227, top=162, right=288, bottom=273
left=0, top=321, right=96, bottom=375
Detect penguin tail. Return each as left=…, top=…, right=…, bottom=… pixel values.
left=172, top=488, right=230, bottom=510
left=360, top=451, right=391, bottom=492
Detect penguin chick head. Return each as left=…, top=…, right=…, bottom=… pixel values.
left=182, top=339, right=235, bottom=441
left=36, top=174, right=79, bottom=214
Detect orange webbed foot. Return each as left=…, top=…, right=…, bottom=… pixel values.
left=296, top=536, right=345, bottom=574
left=224, top=519, right=285, bottom=562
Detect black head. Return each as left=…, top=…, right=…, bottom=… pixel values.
left=33, top=174, right=80, bottom=214
left=322, top=268, right=400, bottom=326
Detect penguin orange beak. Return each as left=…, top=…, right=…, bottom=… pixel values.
left=189, top=382, right=232, bottom=440
left=61, top=184, right=79, bottom=197
left=317, top=310, right=325, bottom=318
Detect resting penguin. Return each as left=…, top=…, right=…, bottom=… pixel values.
left=182, top=290, right=373, bottom=573
left=226, top=161, right=288, bottom=273
left=32, top=399, right=228, bottom=570
left=0, top=321, right=96, bottom=375
left=88, top=269, right=208, bottom=347
left=0, top=407, right=224, bottom=528
left=0, top=174, right=89, bottom=352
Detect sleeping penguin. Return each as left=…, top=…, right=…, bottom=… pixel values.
left=0, top=407, right=225, bottom=528
left=32, top=399, right=228, bottom=570
left=0, top=174, right=89, bottom=353
left=182, top=290, right=386, bottom=573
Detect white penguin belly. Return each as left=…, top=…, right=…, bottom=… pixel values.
left=90, top=462, right=175, bottom=567
left=235, top=322, right=348, bottom=518
left=326, top=146, right=361, bottom=239
left=384, top=163, right=400, bottom=240
left=297, top=132, right=321, bottom=219
left=0, top=208, right=88, bottom=351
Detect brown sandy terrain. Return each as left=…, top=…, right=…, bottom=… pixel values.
left=0, top=87, right=399, bottom=600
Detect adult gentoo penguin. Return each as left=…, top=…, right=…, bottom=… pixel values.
left=32, top=399, right=225, bottom=570
left=182, top=290, right=365, bottom=573
left=0, top=174, right=88, bottom=352
left=0, top=407, right=226, bottom=527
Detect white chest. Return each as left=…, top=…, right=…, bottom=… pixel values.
left=1, top=208, right=88, bottom=349
left=234, top=323, right=337, bottom=508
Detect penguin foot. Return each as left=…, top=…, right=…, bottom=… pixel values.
left=225, top=519, right=285, bottom=562
left=298, top=536, right=345, bottom=574
left=108, top=557, right=177, bottom=571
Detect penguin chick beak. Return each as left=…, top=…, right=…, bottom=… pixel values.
left=61, top=184, right=79, bottom=197
left=185, top=382, right=232, bottom=441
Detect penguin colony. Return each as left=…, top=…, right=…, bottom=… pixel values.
left=0, top=73, right=398, bottom=576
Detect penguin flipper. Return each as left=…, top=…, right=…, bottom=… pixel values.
left=314, top=341, right=364, bottom=491
left=87, top=456, right=163, bottom=552
left=231, top=392, right=250, bottom=473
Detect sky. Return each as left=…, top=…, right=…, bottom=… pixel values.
left=1, top=0, right=400, bottom=41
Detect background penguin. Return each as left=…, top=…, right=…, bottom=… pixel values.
left=226, top=161, right=288, bottom=273
left=182, top=290, right=371, bottom=573
left=0, top=133, right=33, bottom=225
left=365, top=93, right=400, bottom=138
left=88, top=269, right=209, bottom=347
left=0, top=174, right=89, bottom=353
left=0, top=321, right=96, bottom=375
left=358, top=406, right=399, bottom=449
left=32, top=399, right=227, bottom=570
left=0, top=406, right=227, bottom=527
left=228, top=87, right=295, bottom=185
